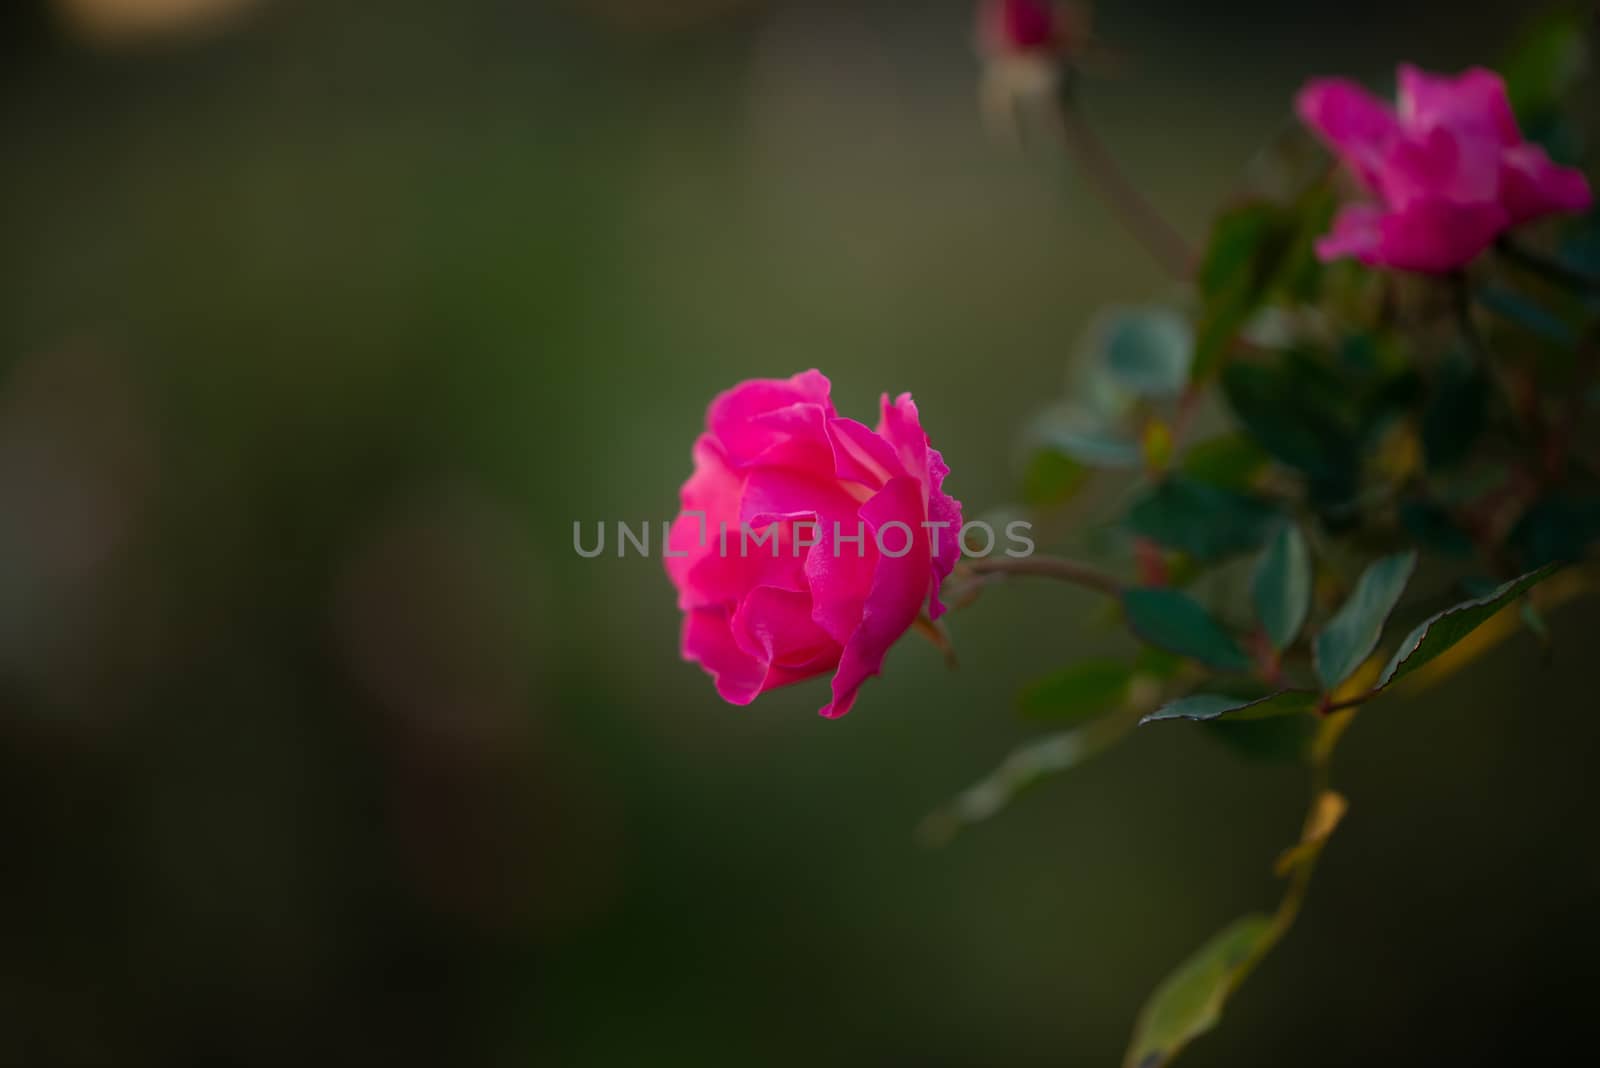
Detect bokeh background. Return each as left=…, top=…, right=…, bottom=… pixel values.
left=4, top=1, right=1599, bottom=1065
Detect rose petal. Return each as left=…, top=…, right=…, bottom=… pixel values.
left=1374, top=197, right=1507, bottom=273
left=682, top=607, right=768, bottom=705
left=1379, top=125, right=1499, bottom=207
left=1296, top=79, right=1400, bottom=189
left=1500, top=143, right=1595, bottom=224
left=1398, top=65, right=1519, bottom=146
left=821, top=476, right=933, bottom=718
left=1314, top=202, right=1385, bottom=264
left=731, top=585, right=839, bottom=672
left=707, top=369, right=834, bottom=467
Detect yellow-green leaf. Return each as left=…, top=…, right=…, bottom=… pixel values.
left=1123, top=915, right=1276, bottom=1068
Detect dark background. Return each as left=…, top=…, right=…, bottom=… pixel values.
left=2, top=1, right=1597, bottom=1065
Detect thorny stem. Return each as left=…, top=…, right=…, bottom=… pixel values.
left=1496, top=236, right=1600, bottom=296
left=966, top=554, right=1126, bottom=597
left=1048, top=89, right=1195, bottom=281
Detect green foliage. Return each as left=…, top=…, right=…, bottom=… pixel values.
left=1123, top=915, right=1276, bottom=1068
left=1141, top=690, right=1313, bottom=725
left=1477, top=283, right=1579, bottom=346
left=920, top=712, right=1136, bottom=845
left=1312, top=552, right=1417, bottom=691
left=1179, top=433, right=1269, bottom=490
left=1420, top=354, right=1487, bottom=470
left=1125, top=476, right=1279, bottom=561
left=1221, top=355, right=1356, bottom=481
left=1379, top=565, right=1560, bottom=688
left=1499, top=8, right=1591, bottom=125
left=1027, top=404, right=1143, bottom=468
left=1122, top=588, right=1252, bottom=672
left=960, top=10, right=1600, bottom=1065
left=1252, top=524, right=1312, bottom=651
left=1102, top=307, right=1193, bottom=398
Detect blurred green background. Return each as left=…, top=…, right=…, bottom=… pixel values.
left=3, top=1, right=1598, bottom=1065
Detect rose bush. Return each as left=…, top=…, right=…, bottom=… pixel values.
left=666, top=370, right=962, bottom=718
left=1298, top=64, right=1592, bottom=272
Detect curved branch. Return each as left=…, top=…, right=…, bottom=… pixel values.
left=966, top=554, right=1125, bottom=597
left=1049, top=95, right=1195, bottom=280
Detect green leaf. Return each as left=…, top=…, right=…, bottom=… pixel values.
left=1180, top=433, right=1269, bottom=491
left=918, top=718, right=1131, bottom=845
left=1192, top=203, right=1291, bottom=383
left=1140, top=690, right=1314, bottom=726
left=1221, top=358, right=1356, bottom=479
left=1125, top=476, right=1280, bottom=561
left=1379, top=565, right=1560, bottom=688
left=1027, top=406, right=1142, bottom=469
left=1102, top=308, right=1193, bottom=398
left=1018, top=660, right=1133, bottom=724
left=1499, top=8, right=1590, bottom=123
left=1252, top=524, right=1312, bottom=651
left=1122, top=588, right=1252, bottom=672
left=1313, top=552, right=1418, bottom=691
left=1123, top=915, right=1276, bottom=1068
left=1510, top=490, right=1600, bottom=568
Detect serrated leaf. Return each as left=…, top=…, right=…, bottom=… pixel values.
left=1313, top=552, right=1417, bottom=691
left=1379, top=565, right=1559, bottom=689
left=1018, top=660, right=1133, bottom=724
left=1122, top=588, right=1252, bottom=672
left=1102, top=308, right=1193, bottom=398
left=1141, top=689, right=1314, bottom=726
left=1252, top=524, right=1312, bottom=651
left=1125, top=476, right=1280, bottom=561
left=1123, top=915, right=1276, bottom=1068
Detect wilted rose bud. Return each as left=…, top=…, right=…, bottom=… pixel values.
left=977, top=1, right=1096, bottom=61
left=976, top=1, right=1097, bottom=135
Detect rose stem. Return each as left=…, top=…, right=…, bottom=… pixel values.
left=1049, top=90, right=1195, bottom=281
left=966, top=555, right=1125, bottom=597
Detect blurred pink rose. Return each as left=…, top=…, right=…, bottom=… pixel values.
left=1297, top=65, right=1592, bottom=273
left=978, top=0, right=1059, bottom=55
left=666, top=371, right=962, bottom=718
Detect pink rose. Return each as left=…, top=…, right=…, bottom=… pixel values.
left=665, top=371, right=963, bottom=718
left=1297, top=65, right=1593, bottom=273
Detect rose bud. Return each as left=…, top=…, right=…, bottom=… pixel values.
left=665, top=371, right=963, bottom=718
left=1297, top=64, right=1593, bottom=273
